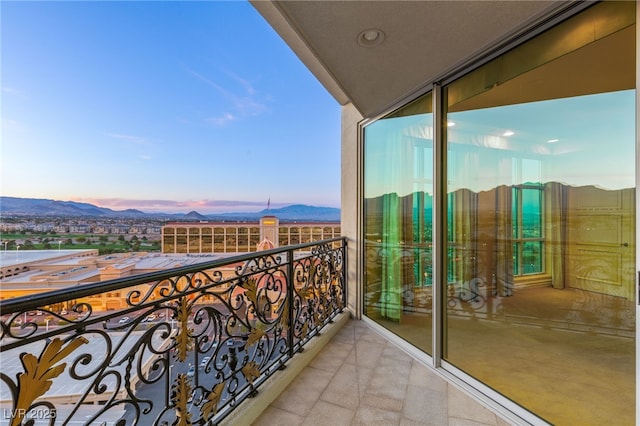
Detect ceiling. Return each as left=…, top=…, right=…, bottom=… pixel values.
left=251, top=0, right=571, bottom=118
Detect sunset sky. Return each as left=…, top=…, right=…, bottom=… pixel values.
left=1, top=1, right=341, bottom=214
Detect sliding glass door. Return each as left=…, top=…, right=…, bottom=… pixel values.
left=362, top=2, right=636, bottom=424
left=444, top=3, right=636, bottom=424
left=364, top=94, right=434, bottom=354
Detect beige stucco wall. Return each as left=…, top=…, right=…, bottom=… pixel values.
left=341, top=103, right=364, bottom=318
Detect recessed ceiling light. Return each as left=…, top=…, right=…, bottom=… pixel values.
left=357, top=28, right=385, bottom=47
left=547, top=139, right=559, bottom=143
left=502, top=130, right=514, bottom=137
left=363, top=30, right=379, bottom=41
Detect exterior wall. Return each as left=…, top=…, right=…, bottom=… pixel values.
left=341, top=103, right=364, bottom=317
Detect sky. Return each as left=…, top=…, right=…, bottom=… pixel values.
left=1, top=1, right=341, bottom=214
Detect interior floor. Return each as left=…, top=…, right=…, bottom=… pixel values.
left=367, top=286, right=635, bottom=426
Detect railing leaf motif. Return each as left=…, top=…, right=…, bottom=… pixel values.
left=172, top=374, right=193, bottom=426
left=241, top=361, right=261, bottom=384
left=280, top=298, right=290, bottom=329
left=175, top=297, right=193, bottom=362
left=300, top=322, right=309, bottom=341
left=243, top=278, right=259, bottom=310
left=13, top=336, right=89, bottom=426
left=246, top=327, right=265, bottom=347
left=201, top=382, right=225, bottom=420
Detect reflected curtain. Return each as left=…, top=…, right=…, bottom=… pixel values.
left=495, top=185, right=513, bottom=296
left=380, top=192, right=403, bottom=320
left=545, top=182, right=566, bottom=289
left=452, top=188, right=478, bottom=284
left=378, top=136, right=415, bottom=322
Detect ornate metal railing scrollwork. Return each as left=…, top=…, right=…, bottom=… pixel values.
left=0, top=237, right=346, bottom=425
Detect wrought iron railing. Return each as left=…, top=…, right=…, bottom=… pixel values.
left=0, top=237, right=346, bottom=425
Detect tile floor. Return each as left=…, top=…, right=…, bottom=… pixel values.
left=252, top=319, right=512, bottom=426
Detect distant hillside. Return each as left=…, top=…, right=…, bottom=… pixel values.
left=0, top=196, right=142, bottom=217
left=216, top=204, right=340, bottom=221
left=0, top=197, right=340, bottom=222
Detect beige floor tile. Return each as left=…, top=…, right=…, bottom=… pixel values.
left=351, top=339, right=385, bottom=368
left=358, top=329, right=389, bottom=344
left=407, top=362, right=446, bottom=392
left=302, top=400, right=355, bottom=426
left=402, top=385, right=448, bottom=424
left=448, top=418, right=497, bottom=426
left=360, top=393, right=404, bottom=412
left=252, top=406, right=304, bottom=426
left=270, top=366, right=334, bottom=417
left=259, top=320, right=510, bottom=426
left=399, top=418, right=444, bottom=426
left=320, top=362, right=361, bottom=410
left=447, top=386, right=498, bottom=425
left=308, top=340, right=353, bottom=373
left=352, top=405, right=401, bottom=425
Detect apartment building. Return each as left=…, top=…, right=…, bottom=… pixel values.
left=161, top=215, right=341, bottom=254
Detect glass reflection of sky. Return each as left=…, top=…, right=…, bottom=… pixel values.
left=448, top=90, right=636, bottom=191
left=365, top=90, right=635, bottom=198
left=364, top=113, right=433, bottom=198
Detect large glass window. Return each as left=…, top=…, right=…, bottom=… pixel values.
left=444, top=2, right=635, bottom=424
left=362, top=2, right=636, bottom=424
left=364, top=93, right=433, bottom=354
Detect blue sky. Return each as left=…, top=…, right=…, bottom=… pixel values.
left=1, top=1, right=341, bottom=214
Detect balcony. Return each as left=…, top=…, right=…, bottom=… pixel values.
left=0, top=237, right=509, bottom=425
left=246, top=318, right=509, bottom=426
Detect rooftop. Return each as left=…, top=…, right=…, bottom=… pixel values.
left=0, top=249, right=97, bottom=268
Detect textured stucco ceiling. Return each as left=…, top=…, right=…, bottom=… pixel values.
left=251, top=0, right=571, bottom=118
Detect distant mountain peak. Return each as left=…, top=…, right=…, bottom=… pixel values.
left=0, top=196, right=340, bottom=221
left=184, top=210, right=207, bottom=220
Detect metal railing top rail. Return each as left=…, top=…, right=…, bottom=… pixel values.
left=0, top=237, right=346, bottom=314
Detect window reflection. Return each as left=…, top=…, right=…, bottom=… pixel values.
left=444, top=2, right=636, bottom=423
left=364, top=93, right=434, bottom=354
left=362, top=2, right=636, bottom=424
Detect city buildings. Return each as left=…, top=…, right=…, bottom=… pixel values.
left=0, top=213, right=335, bottom=308
left=0, top=249, right=237, bottom=309
left=161, top=216, right=341, bottom=254
left=252, top=1, right=639, bottom=425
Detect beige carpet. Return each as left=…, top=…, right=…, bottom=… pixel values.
left=367, top=286, right=635, bottom=425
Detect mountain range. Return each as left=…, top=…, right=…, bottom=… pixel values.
left=0, top=197, right=341, bottom=222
